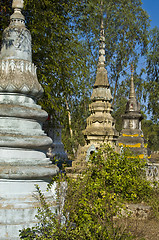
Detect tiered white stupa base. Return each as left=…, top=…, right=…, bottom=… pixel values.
left=0, top=92, right=59, bottom=239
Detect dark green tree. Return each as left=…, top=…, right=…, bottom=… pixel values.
left=0, top=0, right=12, bottom=43
left=142, top=119, right=159, bottom=151
left=144, top=27, right=159, bottom=123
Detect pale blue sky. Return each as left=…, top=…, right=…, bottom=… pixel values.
left=142, top=0, right=159, bottom=28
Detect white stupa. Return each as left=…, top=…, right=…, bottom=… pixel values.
left=0, top=1, right=58, bottom=239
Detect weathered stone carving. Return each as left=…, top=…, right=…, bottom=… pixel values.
left=0, top=59, right=43, bottom=95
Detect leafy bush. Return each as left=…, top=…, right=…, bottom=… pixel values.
left=20, top=145, right=158, bottom=240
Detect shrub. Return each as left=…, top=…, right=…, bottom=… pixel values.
left=20, top=145, right=158, bottom=240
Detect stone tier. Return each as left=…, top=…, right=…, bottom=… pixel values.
left=118, top=127, right=147, bottom=158
left=91, top=87, right=112, bottom=100
left=94, top=68, right=109, bottom=87
left=122, top=112, right=143, bottom=120
left=0, top=92, right=58, bottom=180
left=89, top=101, right=112, bottom=112
left=86, top=114, right=115, bottom=126
left=84, top=127, right=118, bottom=138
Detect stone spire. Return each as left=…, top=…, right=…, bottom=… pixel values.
left=94, top=14, right=109, bottom=88
left=130, top=65, right=136, bottom=99
left=0, top=1, right=58, bottom=238
left=82, top=9, right=119, bottom=151
left=125, top=65, right=140, bottom=113
left=118, top=65, right=147, bottom=158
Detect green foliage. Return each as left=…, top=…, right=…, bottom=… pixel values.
left=78, top=145, right=153, bottom=202
left=144, top=27, right=159, bottom=123
left=20, top=145, right=158, bottom=239
left=112, top=96, right=127, bottom=132
left=142, top=119, right=159, bottom=151
left=0, top=0, right=12, bottom=43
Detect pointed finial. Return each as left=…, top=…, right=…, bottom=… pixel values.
left=129, top=64, right=136, bottom=99
left=12, top=0, right=24, bottom=9
left=97, top=0, right=105, bottom=69
left=94, top=0, right=109, bottom=87
left=131, top=64, right=134, bottom=74
left=10, top=0, right=25, bottom=25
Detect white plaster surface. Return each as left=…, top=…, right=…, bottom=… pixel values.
left=0, top=179, right=57, bottom=240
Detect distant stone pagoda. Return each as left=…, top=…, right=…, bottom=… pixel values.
left=73, top=16, right=119, bottom=169
left=0, top=1, right=58, bottom=239
left=118, top=66, right=147, bottom=158
left=43, top=115, right=68, bottom=167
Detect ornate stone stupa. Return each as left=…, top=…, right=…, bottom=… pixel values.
left=118, top=66, right=147, bottom=158
left=0, top=1, right=58, bottom=239
left=75, top=15, right=119, bottom=165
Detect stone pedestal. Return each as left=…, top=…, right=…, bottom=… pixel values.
left=0, top=91, right=58, bottom=178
